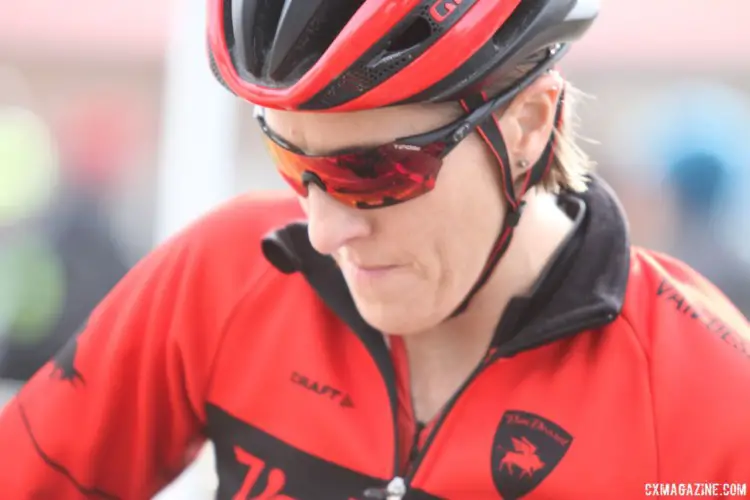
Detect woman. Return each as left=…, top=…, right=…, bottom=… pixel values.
left=1, top=1, right=749, bottom=498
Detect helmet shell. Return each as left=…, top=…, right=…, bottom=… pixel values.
left=207, top=0, right=599, bottom=111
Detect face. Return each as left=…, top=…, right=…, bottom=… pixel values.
left=263, top=76, right=561, bottom=334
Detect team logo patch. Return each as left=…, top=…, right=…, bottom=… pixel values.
left=491, top=410, right=573, bottom=499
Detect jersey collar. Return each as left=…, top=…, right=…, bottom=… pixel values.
left=261, top=174, right=630, bottom=352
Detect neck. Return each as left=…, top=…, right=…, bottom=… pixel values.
left=401, top=189, right=575, bottom=421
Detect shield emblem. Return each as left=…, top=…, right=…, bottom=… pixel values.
left=491, top=410, right=573, bottom=499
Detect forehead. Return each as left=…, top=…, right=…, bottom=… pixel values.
left=261, top=102, right=462, bottom=154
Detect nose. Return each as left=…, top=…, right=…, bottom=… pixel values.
left=305, top=186, right=372, bottom=255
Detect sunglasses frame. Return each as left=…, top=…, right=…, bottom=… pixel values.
left=254, top=43, right=568, bottom=204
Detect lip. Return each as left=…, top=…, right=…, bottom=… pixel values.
left=343, top=262, right=403, bottom=283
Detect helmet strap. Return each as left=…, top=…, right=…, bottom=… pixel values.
left=448, top=90, right=564, bottom=318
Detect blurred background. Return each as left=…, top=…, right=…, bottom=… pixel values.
left=1, top=0, right=749, bottom=497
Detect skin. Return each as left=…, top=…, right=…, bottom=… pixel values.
left=264, top=73, right=575, bottom=421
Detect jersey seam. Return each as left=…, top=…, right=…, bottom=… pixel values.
left=15, top=396, right=121, bottom=499
left=201, top=265, right=277, bottom=415
left=617, top=312, right=661, bottom=484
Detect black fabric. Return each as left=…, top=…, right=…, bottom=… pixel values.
left=493, top=193, right=586, bottom=346
left=495, top=176, right=630, bottom=356
left=261, top=174, right=630, bottom=356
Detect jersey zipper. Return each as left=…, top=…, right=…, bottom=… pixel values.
left=363, top=312, right=616, bottom=500
left=405, top=421, right=425, bottom=475
left=363, top=352, right=498, bottom=500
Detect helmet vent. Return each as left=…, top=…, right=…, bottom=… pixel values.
left=223, top=0, right=235, bottom=51
left=299, top=0, right=475, bottom=110
left=386, top=16, right=433, bottom=53
left=265, top=0, right=365, bottom=82
left=233, top=0, right=285, bottom=77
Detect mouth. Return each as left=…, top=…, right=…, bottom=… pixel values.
left=341, top=261, right=404, bottom=283
left=353, top=263, right=400, bottom=272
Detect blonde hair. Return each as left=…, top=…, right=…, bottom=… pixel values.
left=484, top=57, right=595, bottom=194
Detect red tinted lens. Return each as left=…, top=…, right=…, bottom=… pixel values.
left=262, top=138, right=444, bottom=208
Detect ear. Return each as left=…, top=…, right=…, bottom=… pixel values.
left=497, top=73, right=563, bottom=183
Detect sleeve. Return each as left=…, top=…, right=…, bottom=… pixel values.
left=649, top=297, right=750, bottom=484
left=0, top=230, right=224, bottom=499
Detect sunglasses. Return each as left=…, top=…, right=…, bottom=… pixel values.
left=255, top=45, right=566, bottom=209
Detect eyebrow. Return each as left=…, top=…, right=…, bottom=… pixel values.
left=255, top=104, right=462, bottom=156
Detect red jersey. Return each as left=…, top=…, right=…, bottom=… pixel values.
left=1, top=177, right=749, bottom=499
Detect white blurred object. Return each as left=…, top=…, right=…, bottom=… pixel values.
left=152, top=0, right=239, bottom=246
left=155, top=443, right=217, bottom=500
left=152, top=0, right=238, bottom=497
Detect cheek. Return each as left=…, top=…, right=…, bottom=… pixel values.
left=428, top=199, right=498, bottom=291
left=426, top=140, right=506, bottom=279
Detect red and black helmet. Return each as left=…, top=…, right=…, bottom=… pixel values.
left=207, top=0, right=599, bottom=112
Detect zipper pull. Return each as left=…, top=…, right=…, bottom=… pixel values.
left=363, top=476, right=407, bottom=500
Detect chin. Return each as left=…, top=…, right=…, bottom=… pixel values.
left=350, top=294, right=440, bottom=335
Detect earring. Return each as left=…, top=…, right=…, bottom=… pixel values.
left=517, top=159, right=530, bottom=169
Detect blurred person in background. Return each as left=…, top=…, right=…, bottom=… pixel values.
left=648, top=81, right=750, bottom=318
left=662, top=151, right=750, bottom=317
left=0, top=106, right=66, bottom=380
left=0, top=100, right=131, bottom=381
left=1, top=1, right=749, bottom=499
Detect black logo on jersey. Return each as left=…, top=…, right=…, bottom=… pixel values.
left=291, top=371, right=354, bottom=408
left=205, top=404, right=440, bottom=500
left=51, top=322, right=86, bottom=386
left=491, top=410, right=573, bottom=499
left=656, top=279, right=750, bottom=359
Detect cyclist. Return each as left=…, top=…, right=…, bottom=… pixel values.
left=1, top=0, right=749, bottom=498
